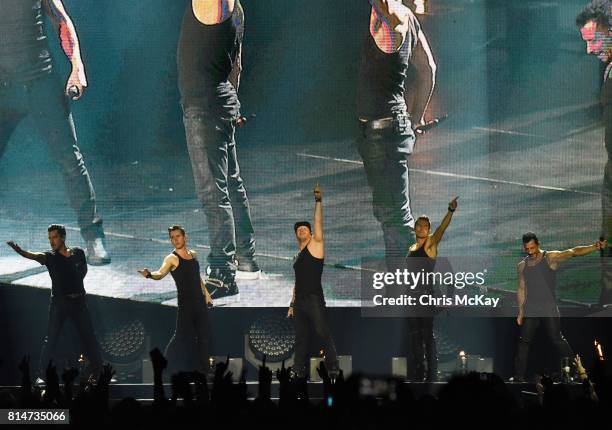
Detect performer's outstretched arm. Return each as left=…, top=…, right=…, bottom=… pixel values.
left=547, top=239, right=607, bottom=264
left=6, top=241, right=46, bottom=265
left=516, top=262, right=526, bottom=326
left=44, top=0, right=87, bottom=98
left=430, top=197, right=458, bottom=246
left=138, top=255, right=177, bottom=281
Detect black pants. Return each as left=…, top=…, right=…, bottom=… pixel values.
left=357, top=115, right=416, bottom=269
left=0, top=73, right=103, bottom=240
left=406, top=317, right=437, bottom=381
left=39, top=295, right=103, bottom=376
left=182, top=106, right=256, bottom=272
left=514, top=317, right=574, bottom=380
left=293, top=295, right=339, bottom=378
left=165, top=299, right=209, bottom=372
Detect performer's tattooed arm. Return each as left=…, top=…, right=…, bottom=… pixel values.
left=430, top=197, right=458, bottom=247
left=138, top=254, right=178, bottom=280
left=408, top=29, right=436, bottom=125
left=369, top=0, right=410, bottom=53
left=547, top=239, right=607, bottom=265
left=516, top=261, right=526, bottom=325
left=44, top=0, right=87, bottom=98
left=6, top=241, right=46, bottom=265
left=192, top=0, right=235, bottom=25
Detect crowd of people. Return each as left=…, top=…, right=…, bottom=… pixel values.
left=0, top=347, right=610, bottom=427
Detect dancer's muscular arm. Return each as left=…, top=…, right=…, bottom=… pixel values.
left=309, top=183, right=325, bottom=259
left=516, top=262, right=526, bottom=326
left=547, top=239, right=607, bottom=266
left=429, top=197, right=458, bottom=250
left=192, top=0, right=235, bottom=25
left=138, top=254, right=178, bottom=280
left=6, top=241, right=46, bottom=265
left=44, top=0, right=87, bottom=99
left=408, top=28, right=436, bottom=125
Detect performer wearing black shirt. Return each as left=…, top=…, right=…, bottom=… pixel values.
left=576, top=1, right=612, bottom=304
left=178, top=0, right=260, bottom=299
left=513, top=232, right=607, bottom=381
left=405, top=197, right=457, bottom=381
left=288, top=185, right=339, bottom=379
left=0, top=0, right=109, bottom=264
left=356, top=0, right=436, bottom=269
left=139, top=225, right=213, bottom=373
left=6, top=224, right=103, bottom=380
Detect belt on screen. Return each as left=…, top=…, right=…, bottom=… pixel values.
left=358, top=117, right=394, bottom=130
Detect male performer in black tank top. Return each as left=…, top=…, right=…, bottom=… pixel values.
left=6, top=225, right=103, bottom=382
left=139, top=225, right=213, bottom=373
left=287, top=184, right=339, bottom=379
left=177, top=0, right=261, bottom=300
left=0, top=0, right=109, bottom=264
left=576, top=1, right=612, bottom=304
left=356, top=0, right=436, bottom=270
left=405, top=197, right=457, bottom=381
left=513, top=232, right=607, bottom=382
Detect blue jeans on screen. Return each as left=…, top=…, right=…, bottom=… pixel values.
left=182, top=106, right=256, bottom=272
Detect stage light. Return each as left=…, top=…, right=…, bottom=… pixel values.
left=244, top=314, right=295, bottom=372
left=100, top=319, right=147, bottom=362
left=247, top=315, right=295, bottom=362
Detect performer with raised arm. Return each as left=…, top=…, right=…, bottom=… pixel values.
left=6, top=225, right=103, bottom=381
left=139, top=225, right=213, bottom=373
left=287, top=184, right=339, bottom=380
left=356, top=0, right=436, bottom=269
left=0, top=0, right=109, bottom=264
left=512, top=233, right=607, bottom=382
left=178, top=0, right=261, bottom=300
left=405, top=197, right=457, bottom=381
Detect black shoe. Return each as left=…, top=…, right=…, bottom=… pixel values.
left=206, top=269, right=239, bottom=300
left=86, top=238, right=111, bottom=265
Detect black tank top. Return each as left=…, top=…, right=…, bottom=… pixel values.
left=177, top=1, right=243, bottom=117
left=356, top=13, right=420, bottom=119
left=523, top=252, right=559, bottom=316
left=293, top=244, right=324, bottom=299
left=0, top=0, right=52, bottom=82
left=170, top=251, right=205, bottom=303
left=407, top=243, right=435, bottom=293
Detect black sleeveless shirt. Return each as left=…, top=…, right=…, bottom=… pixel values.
left=0, top=0, right=53, bottom=82
left=523, top=252, right=559, bottom=317
left=177, top=0, right=243, bottom=118
left=170, top=251, right=205, bottom=303
left=407, top=243, right=435, bottom=293
left=356, top=12, right=420, bottom=119
left=293, top=245, right=324, bottom=299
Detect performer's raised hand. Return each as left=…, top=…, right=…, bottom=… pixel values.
left=595, top=239, right=608, bottom=250
left=449, top=196, right=459, bottom=211
left=138, top=268, right=151, bottom=278
left=6, top=240, right=20, bottom=251
left=314, top=183, right=322, bottom=202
